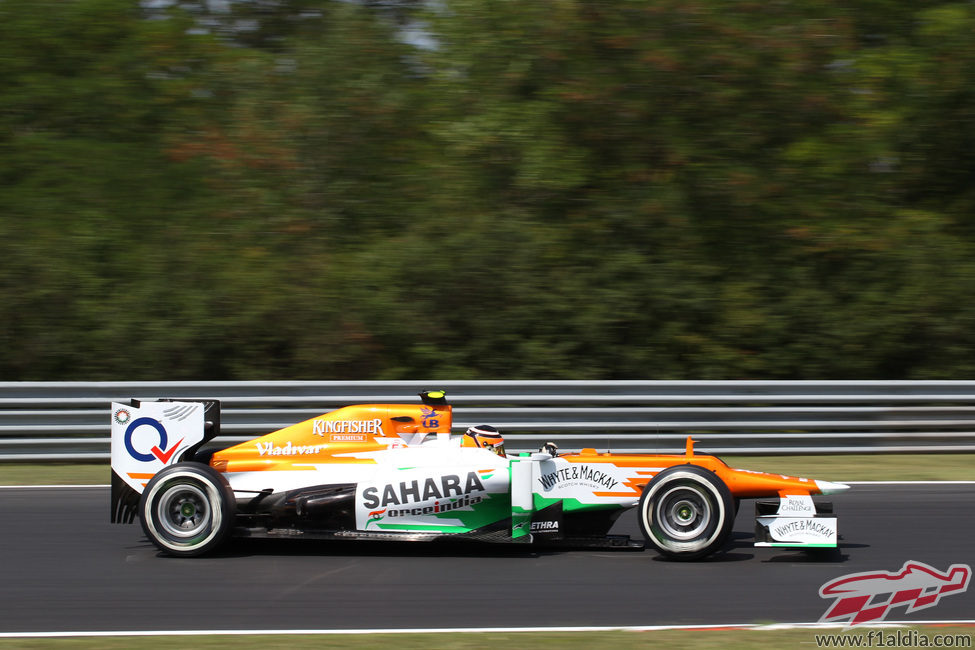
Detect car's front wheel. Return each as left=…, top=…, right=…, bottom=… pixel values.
left=139, top=462, right=235, bottom=557
left=638, top=465, right=735, bottom=561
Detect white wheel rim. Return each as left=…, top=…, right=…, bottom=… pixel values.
left=656, top=485, right=711, bottom=540
left=643, top=470, right=728, bottom=554
left=142, top=469, right=225, bottom=552
left=156, top=483, right=211, bottom=539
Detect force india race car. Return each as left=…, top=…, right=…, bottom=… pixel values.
left=110, top=391, right=849, bottom=560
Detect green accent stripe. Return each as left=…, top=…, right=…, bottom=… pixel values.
left=375, top=523, right=469, bottom=533
left=533, top=494, right=626, bottom=512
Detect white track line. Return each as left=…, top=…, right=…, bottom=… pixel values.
left=1, top=621, right=973, bottom=638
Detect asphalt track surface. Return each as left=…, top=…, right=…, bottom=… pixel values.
left=1, top=484, right=973, bottom=633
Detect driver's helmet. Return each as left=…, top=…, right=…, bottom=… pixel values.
left=463, top=424, right=505, bottom=457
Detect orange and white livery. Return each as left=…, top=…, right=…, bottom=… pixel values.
left=111, top=391, right=848, bottom=559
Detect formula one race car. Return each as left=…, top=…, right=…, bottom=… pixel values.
left=110, top=391, right=848, bottom=560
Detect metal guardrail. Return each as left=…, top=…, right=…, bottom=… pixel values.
left=3, top=380, right=975, bottom=461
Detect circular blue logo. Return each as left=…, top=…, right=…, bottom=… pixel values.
left=124, top=417, right=168, bottom=462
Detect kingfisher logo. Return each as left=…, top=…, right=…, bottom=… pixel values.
left=312, top=418, right=383, bottom=437
left=819, top=560, right=971, bottom=625
left=123, top=417, right=184, bottom=464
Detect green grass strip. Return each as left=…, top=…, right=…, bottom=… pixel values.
left=720, top=454, right=975, bottom=482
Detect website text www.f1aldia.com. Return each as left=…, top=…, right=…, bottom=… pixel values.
left=812, top=630, right=973, bottom=648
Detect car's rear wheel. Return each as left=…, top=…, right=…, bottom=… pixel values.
left=139, top=462, right=235, bottom=557
left=638, top=465, right=734, bottom=561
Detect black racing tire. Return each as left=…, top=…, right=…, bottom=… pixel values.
left=638, top=465, right=735, bottom=561
left=139, top=462, right=235, bottom=557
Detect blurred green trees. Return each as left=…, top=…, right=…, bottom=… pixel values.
left=3, top=0, right=975, bottom=380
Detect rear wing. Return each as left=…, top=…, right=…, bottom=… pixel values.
left=110, top=399, right=221, bottom=523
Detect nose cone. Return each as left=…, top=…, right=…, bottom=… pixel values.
left=816, top=480, right=851, bottom=495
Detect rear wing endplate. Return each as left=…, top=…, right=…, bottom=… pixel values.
left=110, top=399, right=220, bottom=523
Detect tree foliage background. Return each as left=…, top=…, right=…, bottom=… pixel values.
left=3, top=0, right=975, bottom=380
